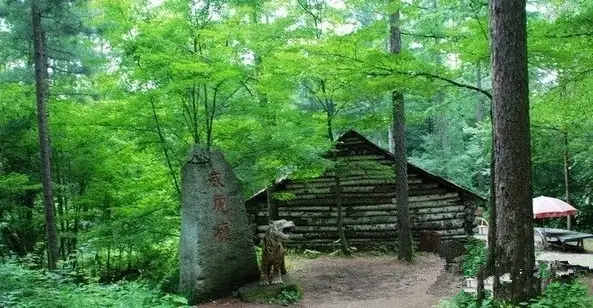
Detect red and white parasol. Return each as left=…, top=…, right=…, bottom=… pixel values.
left=533, top=196, right=577, bottom=219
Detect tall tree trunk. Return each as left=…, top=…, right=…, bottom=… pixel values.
left=430, top=2, right=447, bottom=155
left=432, top=50, right=447, bottom=154
left=127, top=245, right=133, bottom=269
left=475, top=60, right=486, bottom=122
left=20, top=190, right=37, bottom=252
left=390, top=7, right=413, bottom=261
left=1, top=226, right=27, bottom=257
left=106, top=244, right=111, bottom=279
left=57, top=195, right=66, bottom=260
left=476, top=139, right=498, bottom=303
left=31, top=0, right=59, bottom=270
left=475, top=60, right=486, bottom=192
left=327, top=114, right=334, bottom=142
left=490, top=0, right=538, bottom=302
left=563, top=131, right=571, bottom=229
left=333, top=146, right=350, bottom=256
left=334, top=168, right=350, bottom=255
left=476, top=59, right=496, bottom=304
left=55, top=164, right=66, bottom=260
left=70, top=181, right=86, bottom=265
left=149, top=97, right=182, bottom=199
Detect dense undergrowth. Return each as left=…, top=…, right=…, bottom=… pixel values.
left=0, top=247, right=303, bottom=307
left=462, top=238, right=488, bottom=277
left=0, top=261, right=188, bottom=308
left=439, top=237, right=593, bottom=308
left=437, top=281, right=593, bottom=308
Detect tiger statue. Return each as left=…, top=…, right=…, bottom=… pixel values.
left=260, top=219, right=295, bottom=285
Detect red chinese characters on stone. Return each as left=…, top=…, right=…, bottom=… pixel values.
left=208, top=170, right=225, bottom=187
left=213, top=194, right=228, bottom=213
left=214, top=222, right=231, bottom=242
left=210, top=168, right=229, bottom=242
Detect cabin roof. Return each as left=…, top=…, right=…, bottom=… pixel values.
left=246, top=129, right=487, bottom=203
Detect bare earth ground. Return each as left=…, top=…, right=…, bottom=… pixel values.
left=200, top=253, right=463, bottom=308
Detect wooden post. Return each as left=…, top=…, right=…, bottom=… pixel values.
left=563, top=131, right=571, bottom=230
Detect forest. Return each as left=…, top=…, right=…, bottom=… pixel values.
left=1, top=0, right=593, bottom=306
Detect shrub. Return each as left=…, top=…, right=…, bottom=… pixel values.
left=575, top=200, right=593, bottom=234
left=0, top=262, right=188, bottom=308
left=462, top=238, right=487, bottom=277
left=435, top=291, right=514, bottom=308
left=269, top=284, right=303, bottom=306
left=437, top=282, right=593, bottom=308
left=530, top=282, right=593, bottom=308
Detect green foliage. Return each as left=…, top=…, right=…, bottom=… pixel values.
left=438, top=282, right=593, bottom=308
left=436, top=291, right=515, bottom=308
left=537, top=262, right=552, bottom=282
left=0, top=262, right=188, bottom=308
left=410, top=109, right=492, bottom=197
left=254, top=245, right=263, bottom=266
left=239, top=280, right=303, bottom=305
left=462, top=238, right=487, bottom=277
left=575, top=200, right=593, bottom=233
left=270, top=286, right=303, bottom=306
left=530, top=282, right=593, bottom=308
left=0, top=0, right=592, bottom=302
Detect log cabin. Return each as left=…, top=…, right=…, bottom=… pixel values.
left=245, top=130, right=486, bottom=250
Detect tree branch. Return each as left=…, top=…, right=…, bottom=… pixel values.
left=413, top=72, right=492, bottom=100
left=401, top=31, right=464, bottom=40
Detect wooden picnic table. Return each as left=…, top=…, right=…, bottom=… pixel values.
left=535, top=227, right=593, bottom=251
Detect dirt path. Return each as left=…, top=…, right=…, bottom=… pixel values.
left=201, top=253, right=462, bottom=308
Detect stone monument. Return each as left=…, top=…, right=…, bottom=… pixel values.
left=179, top=145, right=260, bottom=304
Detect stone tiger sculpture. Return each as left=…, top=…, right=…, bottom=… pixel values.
left=260, top=219, right=295, bottom=285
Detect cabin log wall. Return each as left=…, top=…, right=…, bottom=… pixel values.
left=245, top=132, right=484, bottom=250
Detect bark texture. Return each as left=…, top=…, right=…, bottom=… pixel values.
left=31, top=0, right=59, bottom=270
left=390, top=8, right=413, bottom=261
left=475, top=60, right=486, bottom=123
left=489, top=0, right=539, bottom=302
left=475, top=60, right=486, bottom=192
left=563, top=132, right=571, bottom=229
